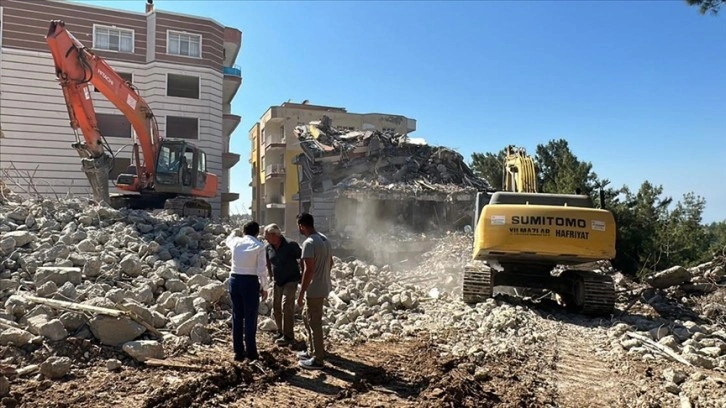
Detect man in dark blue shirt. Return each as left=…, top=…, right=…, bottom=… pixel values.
left=264, top=223, right=302, bottom=346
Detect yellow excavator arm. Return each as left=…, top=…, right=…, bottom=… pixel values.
left=503, top=145, right=537, bottom=193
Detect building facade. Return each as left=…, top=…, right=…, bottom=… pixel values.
left=249, top=101, right=417, bottom=232
left=0, top=0, right=241, bottom=218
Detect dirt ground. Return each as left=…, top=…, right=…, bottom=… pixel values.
left=7, top=304, right=722, bottom=408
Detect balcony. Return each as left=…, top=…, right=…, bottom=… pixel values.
left=407, top=118, right=417, bottom=134
left=265, top=195, right=286, bottom=209
left=264, top=134, right=286, bottom=150
left=221, top=192, right=239, bottom=202
left=265, top=164, right=285, bottom=180
left=223, top=27, right=242, bottom=67
left=223, top=65, right=242, bottom=105
left=223, top=152, right=240, bottom=169
left=223, top=113, right=241, bottom=137
left=223, top=66, right=241, bottom=76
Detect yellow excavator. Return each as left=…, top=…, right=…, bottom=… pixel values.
left=462, top=145, right=617, bottom=316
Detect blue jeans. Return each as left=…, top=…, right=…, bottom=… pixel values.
left=230, top=274, right=260, bottom=360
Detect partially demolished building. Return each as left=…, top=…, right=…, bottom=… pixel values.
left=293, top=116, right=492, bottom=260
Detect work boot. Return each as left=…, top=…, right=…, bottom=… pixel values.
left=296, top=350, right=311, bottom=360
left=275, top=336, right=292, bottom=347
left=273, top=332, right=284, bottom=340
left=298, top=357, right=324, bottom=370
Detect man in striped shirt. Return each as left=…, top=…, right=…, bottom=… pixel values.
left=225, top=221, right=269, bottom=362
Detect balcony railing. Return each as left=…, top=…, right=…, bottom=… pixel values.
left=223, top=65, right=241, bottom=77
left=264, top=134, right=286, bottom=147
left=265, top=164, right=285, bottom=176
left=264, top=195, right=286, bottom=205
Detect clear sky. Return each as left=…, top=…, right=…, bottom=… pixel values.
left=71, top=0, right=726, bottom=223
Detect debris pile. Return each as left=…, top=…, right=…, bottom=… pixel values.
left=294, top=116, right=491, bottom=195
left=603, top=259, right=726, bottom=374
left=0, top=197, right=242, bottom=366
left=2, top=194, right=726, bottom=406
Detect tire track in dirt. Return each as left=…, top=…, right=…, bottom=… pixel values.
left=547, top=323, right=623, bottom=408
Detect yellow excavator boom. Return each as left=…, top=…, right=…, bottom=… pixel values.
left=503, top=145, right=537, bottom=193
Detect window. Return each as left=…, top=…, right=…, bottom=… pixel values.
left=167, top=31, right=201, bottom=58
left=196, top=151, right=206, bottom=186
left=109, top=157, right=131, bottom=180
left=197, top=151, right=206, bottom=173
left=166, top=116, right=198, bottom=140
left=97, top=113, right=132, bottom=138
left=167, top=73, right=199, bottom=99
left=95, top=72, right=132, bottom=93
left=94, top=25, right=134, bottom=53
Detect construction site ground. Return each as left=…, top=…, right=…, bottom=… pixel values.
left=7, top=296, right=724, bottom=408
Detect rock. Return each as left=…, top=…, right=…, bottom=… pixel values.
left=122, top=340, right=165, bottom=362
left=82, top=258, right=103, bottom=278
left=258, top=318, right=277, bottom=332
left=119, top=254, right=143, bottom=277
left=645, top=266, right=690, bottom=288
left=663, top=368, right=687, bottom=384
left=175, top=312, right=208, bottom=336
left=2, top=231, right=34, bottom=247
left=59, top=312, right=85, bottom=332
left=38, top=319, right=69, bottom=341
left=0, top=376, right=8, bottom=397
left=40, top=356, right=72, bottom=379
left=89, top=315, right=146, bottom=346
left=36, top=281, right=58, bottom=298
left=658, top=335, right=680, bottom=351
left=106, top=359, right=123, bottom=371
left=649, top=327, right=669, bottom=341
left=189, top=323, right=212, bottom=345
left=33, top=267, right=82, bottom=287
left=197, top=282, right=226, bottom=303
left=0, top=327, right=34, bottom=346
left=682, top=352, right=715, bottom=369
left=664, top=383, right=680, bottom=394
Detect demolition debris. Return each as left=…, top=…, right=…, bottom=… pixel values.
left=292, top=116, right=491, bottom=251
left=1, top=194, right=726, bottom=406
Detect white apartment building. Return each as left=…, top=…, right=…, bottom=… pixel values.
left=0, top=0, right=242, bottom=217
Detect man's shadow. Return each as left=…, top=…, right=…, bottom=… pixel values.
left=283, top=351, right=425, bottom=398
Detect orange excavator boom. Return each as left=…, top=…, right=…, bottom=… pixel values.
left=45, top=19, right=160, bottom=201
left=45, top=20, right=218, bottom=217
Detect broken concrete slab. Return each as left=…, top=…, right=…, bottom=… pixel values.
left=89, top=315, right=146, bottom=346
left=645, top=266, right=691, bottom=289
left=122, top=340, right=165, bottom=362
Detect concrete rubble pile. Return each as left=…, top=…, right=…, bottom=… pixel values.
left=295, top=251, right=546, bottom=369
left=295, top=116, right=491, bottom=194
left=605, top=258, right=726, bottom=371
left=0, top=196, right=249, bottom=371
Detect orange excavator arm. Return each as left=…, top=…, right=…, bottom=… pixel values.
left=45, top=20, right=160, bottom=201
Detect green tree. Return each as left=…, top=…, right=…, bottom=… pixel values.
left=468, top=140, right=718, bottom=279
left=470, top=149, right=506, bottom=191
left=705, top=220, right=726, bottom=255
left=607, top=181, right=673, bottom=276
left=686, top=0, right=723, bottom=15
left=534, top=139, right=598, bottom=196
left=658, top=192, right=709, bottom=268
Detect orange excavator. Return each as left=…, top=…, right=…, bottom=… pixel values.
left=45, top=20, right=217, bottom=217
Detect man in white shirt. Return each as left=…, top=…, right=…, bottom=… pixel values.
left=225, top=221, right=269, bottom=362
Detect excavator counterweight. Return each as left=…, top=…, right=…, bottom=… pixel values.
left=45, top=20, right=217, bottom=217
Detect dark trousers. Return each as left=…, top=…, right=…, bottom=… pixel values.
left=230, top=274, right=260, bottom=360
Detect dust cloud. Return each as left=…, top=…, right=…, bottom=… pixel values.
left=330, top=196, right=475, bottom=297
